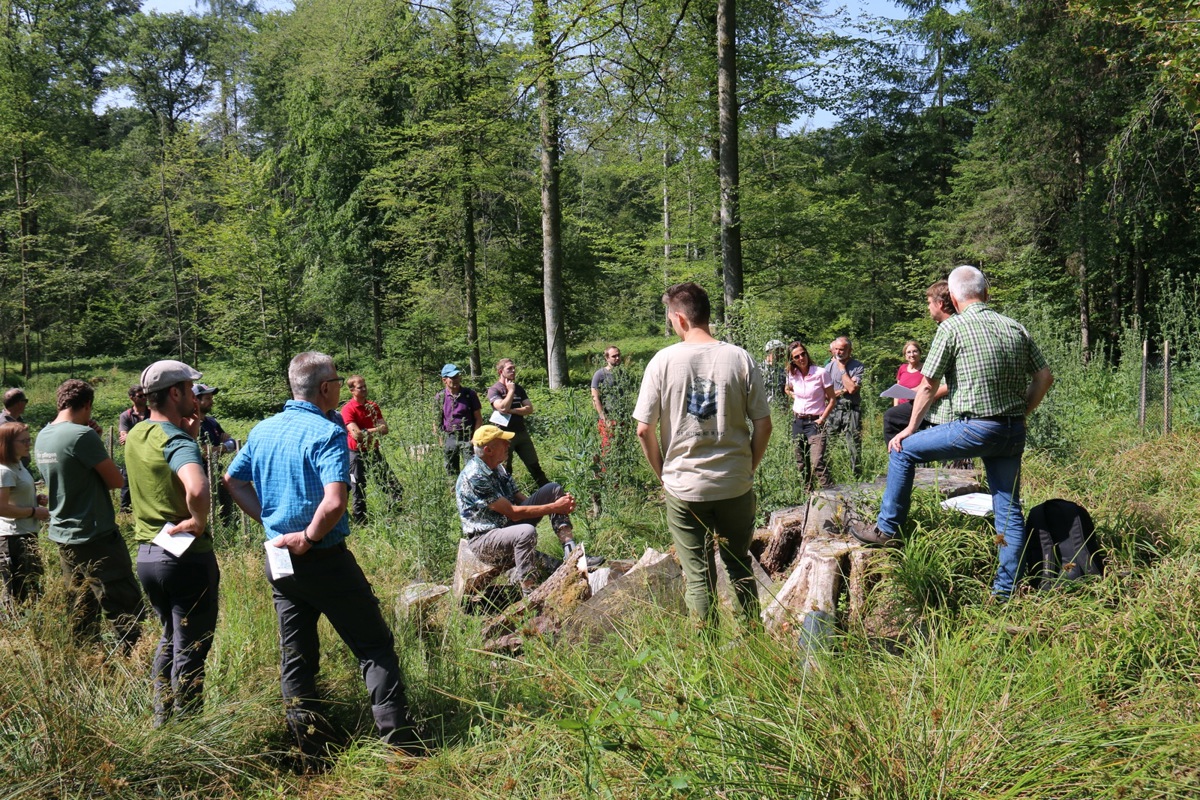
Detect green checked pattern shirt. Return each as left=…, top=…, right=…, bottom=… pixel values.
left=922, top=302, right=1049, bottom=419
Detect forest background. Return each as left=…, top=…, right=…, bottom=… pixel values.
left=5, top=0, right=1200, bottom=386
left=6, top=0, right=1200, bottom=797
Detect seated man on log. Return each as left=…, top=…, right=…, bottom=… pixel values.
left=455, top=425, right=602, bottom=596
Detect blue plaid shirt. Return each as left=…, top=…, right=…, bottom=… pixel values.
left=456, top=455, right=520, bottom=538
left=226, top=400, right=351, bottom=548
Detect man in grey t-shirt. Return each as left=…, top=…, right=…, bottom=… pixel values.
left=633, top=283, right=772, bottom=627
left=824, top=336, right=865, bottom=477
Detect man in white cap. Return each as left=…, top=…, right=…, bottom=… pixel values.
left=126, top=359, right=216, bottom=725
left=434, top=363, right=482, bottom=477
left=35, top=378, right=145, bottom=652
left=455, top=425, right=601, bottom=595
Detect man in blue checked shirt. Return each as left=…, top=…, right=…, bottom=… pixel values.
left=224, top=351, right=423, bottom=762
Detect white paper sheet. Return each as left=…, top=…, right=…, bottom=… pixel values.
left=265, top=537, right=294, bottom=579
left=940, top=492, right=994, bottom=517
left=488, top=409, right=510, bottom=427
left=151, top=522, right=195, bottom=557
left=880, top=383, right=917, bottom=400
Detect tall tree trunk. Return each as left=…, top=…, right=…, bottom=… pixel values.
left=372, top=268, right=383, bottom=360
left=452, top=0, right=482, bottom=379
left=662, top=141, right=672, bottom=278
left=463, top=187, right=481, bottom=378
left=534, top=0, right=568, bottom=388
left=14, top=151, right=32, bottom=378
left=717, top=0, right=742, bottom=326
left=158, top=134, right=186, bottom=359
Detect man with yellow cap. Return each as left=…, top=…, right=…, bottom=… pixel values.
left=455, top=425, right=602, bottom=594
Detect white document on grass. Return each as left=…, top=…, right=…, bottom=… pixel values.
left=880, top=383, right=917, bottom=400
left=152, top=522, right=195, bottom=557
left=940, top=492, right=994, bottom=517
left=488, top=409, right=511, bottom=427
left=265, top=537, right=294, bottom=579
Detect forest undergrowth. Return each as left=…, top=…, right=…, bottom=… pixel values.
left=2, top=342, right=1199, bottom=799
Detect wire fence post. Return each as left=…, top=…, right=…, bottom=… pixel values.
left=1139, top=337, right=1148, bottom=431
left=1163, top=339, right=1171, bottom=436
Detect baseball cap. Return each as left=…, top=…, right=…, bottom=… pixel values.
left=140, top=360, right=202, bottom=393
left=192, top=384, right=220, bottom=397
left=440, top=363, right=462, bottom=378
left=471, top=424, right=514, bottom=446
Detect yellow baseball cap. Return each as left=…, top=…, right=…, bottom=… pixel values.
left=472, top=425, right=515, bottom=446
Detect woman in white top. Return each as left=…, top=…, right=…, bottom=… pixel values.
left=0, top=422, right=49, bottom=606
left=783, top=342, right=837, bottom=490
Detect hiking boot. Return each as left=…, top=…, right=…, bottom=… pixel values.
left=582, top=555, right=606, bottom=570
left=848, top=519, right=901, bottom=548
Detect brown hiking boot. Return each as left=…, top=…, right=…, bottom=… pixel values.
left=848, top=518, right=901, bottom=548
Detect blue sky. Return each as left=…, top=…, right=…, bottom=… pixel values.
left=133, top=0, right=909, bottom=128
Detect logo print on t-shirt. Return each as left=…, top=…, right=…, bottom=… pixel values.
left=686, top=378, right=718, bottom=421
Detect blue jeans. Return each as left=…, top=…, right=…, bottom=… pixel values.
left=876, top=417, right=1027, bottom=596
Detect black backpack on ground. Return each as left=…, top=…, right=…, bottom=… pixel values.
left=1022, top=499, right=1105, bottom=589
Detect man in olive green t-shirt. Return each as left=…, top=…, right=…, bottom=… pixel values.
left=127, top=359, right=216, bottom=725
left=34, top=379, right=144, bottom=652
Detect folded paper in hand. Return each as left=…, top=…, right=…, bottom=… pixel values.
left=152, top=522, right=195, bottom=557
left=265, top=537, right=294, bottom=579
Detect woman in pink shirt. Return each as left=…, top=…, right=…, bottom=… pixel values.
left=783, top=342, right=837, bottom=490
left=893, top=340, right=924, bottom=405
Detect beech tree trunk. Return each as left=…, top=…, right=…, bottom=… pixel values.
left=717, top=0, right=743, bottom=323
left=534, top=0, right=569, bottom=388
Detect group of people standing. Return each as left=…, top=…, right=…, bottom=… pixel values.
left=777, top=335, right=866, bottom=491
left=0, top=265, right=1055, bottom=769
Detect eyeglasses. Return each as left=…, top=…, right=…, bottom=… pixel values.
left=322, top=376, right=345, bottom=387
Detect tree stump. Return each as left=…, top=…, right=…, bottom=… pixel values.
left=763, top=467, right=985, bottom=649
left=452, top=539, right=503, bottom=600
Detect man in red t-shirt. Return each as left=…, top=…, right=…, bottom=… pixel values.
left=340, top=376, right=401, bottom=522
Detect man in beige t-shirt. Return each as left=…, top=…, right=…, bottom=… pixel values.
left=633, top=282, right=772, bottom=626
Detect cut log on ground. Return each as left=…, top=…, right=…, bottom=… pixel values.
left=452, top=538, right=503, bottom=600
left=562, top=548, right=686, bottom=640
left=481, top=546, right=591, bottom=642
left=396, top=583, right=450, bottom=620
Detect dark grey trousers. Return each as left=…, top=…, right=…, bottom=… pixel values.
left=136, top=543, right=220, bottom=723
left=504, top=429, right=549, bottom=487
left=266, top=544, right=410, bottom=753
left=0, top=534, right=42, bottom=606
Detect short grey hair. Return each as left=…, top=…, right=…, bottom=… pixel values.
left=473, top=444, right=486, bottom=459
left=832, top=336, right=852, bottom=349
left=948, top=265, right=988, bottom=303
left=288, top=351, right=336, bottom=400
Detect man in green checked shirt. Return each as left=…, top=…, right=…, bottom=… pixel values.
left=850, top=265, right=1054, bottom=598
